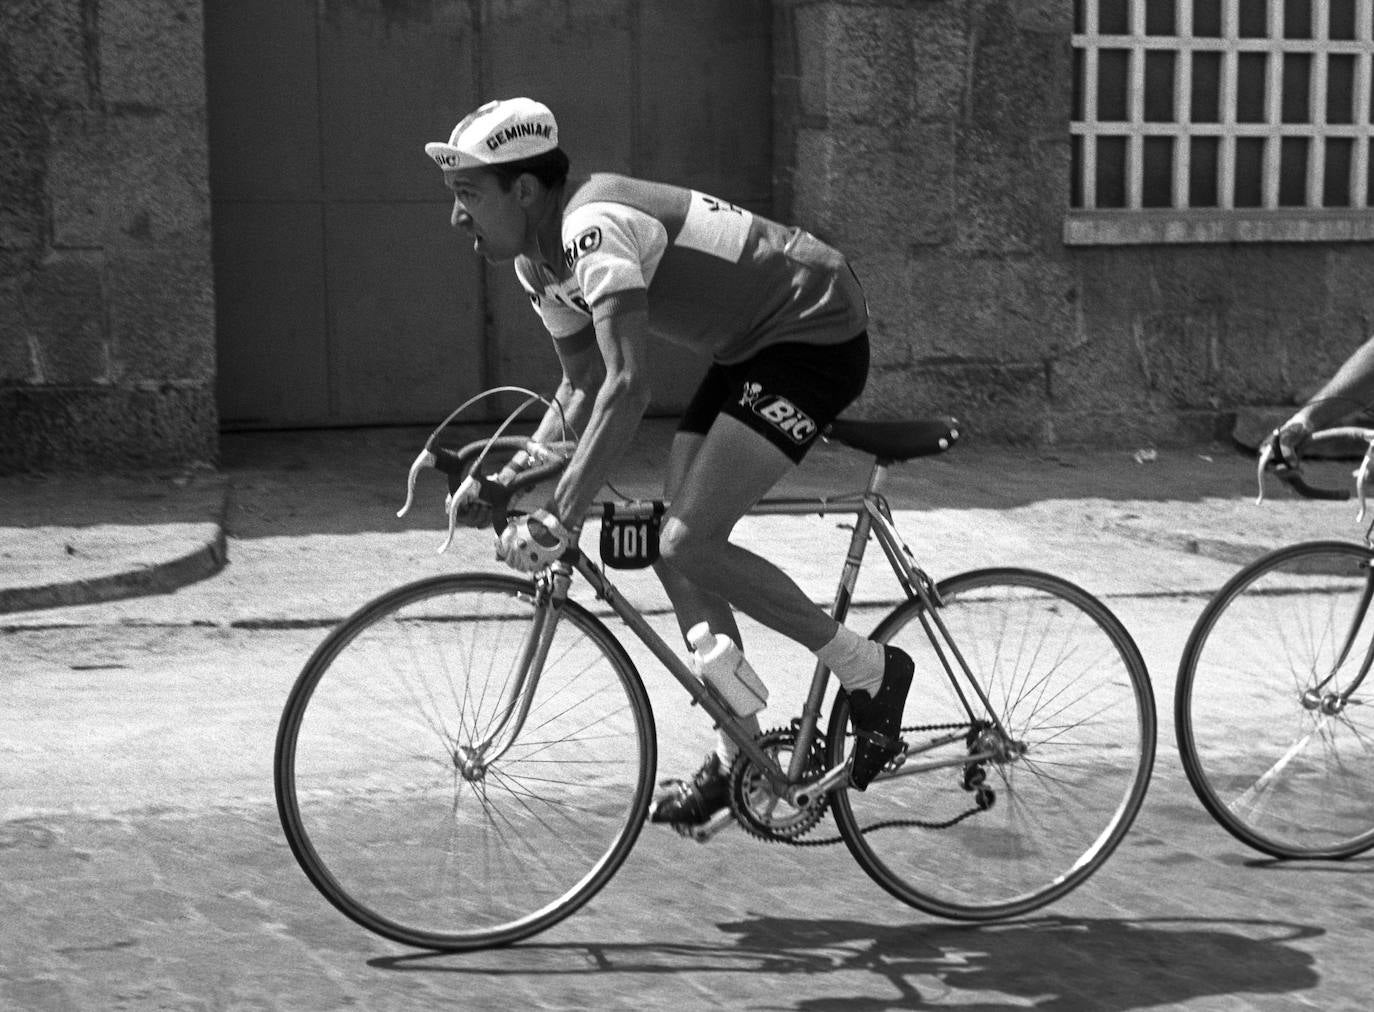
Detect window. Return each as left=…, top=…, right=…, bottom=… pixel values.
left=1068, top=0, right=1374, bottom=244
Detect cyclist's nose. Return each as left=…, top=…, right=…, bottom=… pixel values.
left=452, top=200, right=472, bottom=231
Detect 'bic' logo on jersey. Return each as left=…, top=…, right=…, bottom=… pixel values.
left=563, top=227, right=602, bottom=270
left=739, top=385, right=816, bottom=444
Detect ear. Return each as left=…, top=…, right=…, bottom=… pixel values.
left=515, top=173, right=543, bottom=206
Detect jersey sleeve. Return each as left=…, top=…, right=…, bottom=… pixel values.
left=561, top=202, right=668, bottom=312
left=513, top=256, right=589, bottom=339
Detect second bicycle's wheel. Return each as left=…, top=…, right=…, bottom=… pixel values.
left=1176, top=540, right=1374, bottom=859
left=275, top=573, right=656, bottom=951
left=827, top=568, right=1156, bottom=920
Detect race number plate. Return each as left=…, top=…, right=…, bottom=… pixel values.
left=599, top=502, right=663, bottom=569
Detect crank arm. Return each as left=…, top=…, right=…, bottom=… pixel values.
left=681, top=807, right=736, bottom=843
left=788, top=762, right=852, bottom=808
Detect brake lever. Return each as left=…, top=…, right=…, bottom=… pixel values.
left=438, top=487, right=462, bottom=554
left=1354, top=444, right=1373, bottom=523
left=1255, top=438, right=1275, bottom=505
left=396, top=448, right=438, bottom=519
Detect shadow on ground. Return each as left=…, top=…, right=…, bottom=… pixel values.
left=370, top=913, right=1323, bottom=1010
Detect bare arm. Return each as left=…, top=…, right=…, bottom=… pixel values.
left=1273, top=334, right=1374, bottom=464
left=531, top=324, right=603, bottom=445
left=1289, top=334, right=1374, bottom=431
left=488, top=325, right=602, bottom=488
left=545, top=299, right=653, bottom=529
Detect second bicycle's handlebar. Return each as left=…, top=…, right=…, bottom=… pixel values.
left=1258, top=426, right=1374, bottom=510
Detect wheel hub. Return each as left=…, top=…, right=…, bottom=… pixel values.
left=1301, top=688, right=1347, bottom=715
left=454, top=744, right=487, bottom=781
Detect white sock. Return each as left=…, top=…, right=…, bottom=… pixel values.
left=716, top=713, right=762, bottom=770
left=816, top=625, right=884, bottom=695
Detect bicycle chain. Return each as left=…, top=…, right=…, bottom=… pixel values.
left=738, top=720, right=993, bottom=848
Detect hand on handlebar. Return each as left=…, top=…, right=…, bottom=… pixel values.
left=1256, top=419, right=1356, bottom=505
left=397, top=435, right=576, bottom=554
left=446, top=473, right=499, bottom=530
left=1255, top=417, right=1310, bottom=503
left=1270, top=416, right=1314, bottom=472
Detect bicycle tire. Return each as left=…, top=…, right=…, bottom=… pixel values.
left=826, top=567, right=1156, bottom=920
left=274, top=572, right=657, bottom=951
left=1175, top=540, right=1374, bottom=860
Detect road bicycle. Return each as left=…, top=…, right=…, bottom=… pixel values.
left=273, top=404, right=1157, bottom=951
left=1175, top=425, right=1374, bottom=860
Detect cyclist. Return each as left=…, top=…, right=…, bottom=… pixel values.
left=1272, top=334, right=1374, bottom=467
left=424, top=97, right=913, bottom=826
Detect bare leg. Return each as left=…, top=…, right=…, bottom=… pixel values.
left=651, top=431, right=745, bottom=648
left=655, top=416, right=840, bottom=651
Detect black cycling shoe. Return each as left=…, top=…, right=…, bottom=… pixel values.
left=649, top=753, right=731, bottom=826
left=847, top=646, right=915, bottom=790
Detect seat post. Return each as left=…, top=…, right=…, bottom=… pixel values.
left=866, top=459, right=892, bottom=498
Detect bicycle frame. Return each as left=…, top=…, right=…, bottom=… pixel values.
left=282, top=412, right=1156, bottom=945
left=1260, top=426, right=1374, bottom=713
left=488, top=456, right=1018, bottom=819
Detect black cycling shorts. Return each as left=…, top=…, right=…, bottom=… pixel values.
left=678, top=333, right=869, bottom=463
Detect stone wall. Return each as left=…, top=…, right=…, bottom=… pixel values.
left=775, top=0, right=1374, bottom=445
left=6, top=0, right=1374, bottom=470
left=0, top=0, right=216, bottom=472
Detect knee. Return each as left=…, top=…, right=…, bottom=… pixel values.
left=658, top=516, right=710, bottom=573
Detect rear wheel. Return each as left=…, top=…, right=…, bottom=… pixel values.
left=827, top=568, right=1156, bottom=919
left=275, top=573, right=656, bottom=950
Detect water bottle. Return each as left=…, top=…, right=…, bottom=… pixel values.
left=687, top=622, right=769, bottom=717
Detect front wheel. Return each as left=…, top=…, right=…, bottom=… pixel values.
left=826, top=568, right=1156, bottom=920
left=275, top=573, right=657, bottom=951
left=1176, top=541, right=1374, bottom=860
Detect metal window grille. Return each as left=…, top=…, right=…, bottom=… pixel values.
left=1068, top=0, right=1374, bottom=244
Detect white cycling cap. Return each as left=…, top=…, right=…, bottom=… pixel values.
left=424, top=98, right=559, bottom=172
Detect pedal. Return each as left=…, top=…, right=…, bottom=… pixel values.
left=681, top=808, right=736, bottom=843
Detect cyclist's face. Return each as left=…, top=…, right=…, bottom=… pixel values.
left=444, top=168, right=527, bottom=263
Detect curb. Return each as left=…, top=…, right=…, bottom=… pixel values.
left=0, top=477, right=231, bottom=615
left=0, top=525, right=228, bottom=614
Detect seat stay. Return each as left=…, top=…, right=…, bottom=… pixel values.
left=863, top=501, right=1012, bottom=739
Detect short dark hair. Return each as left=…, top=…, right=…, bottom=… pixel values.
left=489, top=147, right=571, bottom=191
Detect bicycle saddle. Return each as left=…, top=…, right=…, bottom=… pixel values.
left=824, top=416, right=961, bottom=463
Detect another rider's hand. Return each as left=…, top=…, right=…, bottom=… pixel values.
left=497, top=509, right=574, bottom=573
left=1270, top=415, right=1315, bottom=471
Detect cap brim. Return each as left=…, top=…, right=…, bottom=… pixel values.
left=424, top=142, right=479, bottom=171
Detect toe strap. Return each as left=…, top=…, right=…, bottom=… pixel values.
left=853, top=728, right=902, bottom=750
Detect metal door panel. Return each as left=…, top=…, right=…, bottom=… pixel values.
left=212, top=202, right=329, bottom=426
left=326, top=202, right=484, bottom=424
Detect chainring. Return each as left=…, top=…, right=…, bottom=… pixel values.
left=728, top=726, right=831, bottom=843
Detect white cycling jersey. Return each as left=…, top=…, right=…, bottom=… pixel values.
left=513, top=173, right=867, bottom=364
